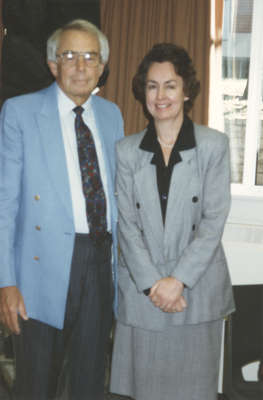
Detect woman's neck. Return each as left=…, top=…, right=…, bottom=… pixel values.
left=154, top=115, right=184, bottom=167
left=154, top=115, right=184, bottom=145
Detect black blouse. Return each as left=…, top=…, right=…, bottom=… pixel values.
left=139, top=116, right=196, bottom=224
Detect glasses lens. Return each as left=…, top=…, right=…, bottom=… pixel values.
left=65, top=52, right=75, bottom=61
left=83, top=53, right=99, bottom=66
left=57, top=51, right=76, bottom=63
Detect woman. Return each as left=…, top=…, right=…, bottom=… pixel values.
left=110, top=43, right=235, bottom=400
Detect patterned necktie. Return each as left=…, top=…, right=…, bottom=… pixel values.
left=73, top=106, right=107, bottom=239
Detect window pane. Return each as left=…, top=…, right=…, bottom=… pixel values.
left=222, top=0, right=254, bottom=183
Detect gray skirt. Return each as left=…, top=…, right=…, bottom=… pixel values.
left=110, top=319, right=223, bottom=400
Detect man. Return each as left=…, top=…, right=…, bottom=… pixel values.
left=0, top=19, right=124, bottom=400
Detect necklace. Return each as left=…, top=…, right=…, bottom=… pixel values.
left=157, top=136, right=175, bottom=148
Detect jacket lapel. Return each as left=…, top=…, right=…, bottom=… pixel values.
left=36, top=83, right=73, bottom=219
left=134, top=150, right=165, bottom=252
left=91, top=96, right=117, bottom=222
left=164, top=147, right=198, bottom=242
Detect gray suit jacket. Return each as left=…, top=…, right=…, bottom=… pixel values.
left=115, top=123, right=235, bottom=331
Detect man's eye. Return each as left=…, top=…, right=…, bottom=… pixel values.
left=66, top=53, right=74, bottom=60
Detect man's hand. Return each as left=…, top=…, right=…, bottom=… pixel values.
left=149, top=277, right=187, bottom=313
left=0, top=286, right=28, bottom=334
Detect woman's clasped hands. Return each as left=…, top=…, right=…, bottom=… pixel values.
left=149, top=277, right=187, bottom=313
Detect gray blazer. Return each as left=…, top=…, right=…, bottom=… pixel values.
left=115, top=123, right=235, bottom=331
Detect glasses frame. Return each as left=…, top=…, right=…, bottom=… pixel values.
left=56, top=50, right=101, bottom=68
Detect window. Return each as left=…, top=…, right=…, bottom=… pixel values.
left=210, top=0, right=263, bottom=196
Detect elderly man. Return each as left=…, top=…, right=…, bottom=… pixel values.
left=0, top=19, right=123, bottom=400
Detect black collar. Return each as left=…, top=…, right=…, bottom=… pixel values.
left=139, top=116, right=196, bottom=168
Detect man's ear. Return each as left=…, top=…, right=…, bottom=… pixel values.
left=98, top=63, right=105, bottom=78
left=47, top=61, right=58, bottom=78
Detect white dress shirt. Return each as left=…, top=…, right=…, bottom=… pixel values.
left=57, top=85, right=111, bottom=233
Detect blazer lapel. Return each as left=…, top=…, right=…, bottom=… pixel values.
left=134, top=150, right=164, bottom=252
left=36, top=83, right=73, bottom=218
left=164, top=147, right=198, bottom=242
left=91, top=96, right=116, bottom=221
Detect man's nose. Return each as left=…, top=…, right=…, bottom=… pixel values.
left=76, top=55, right=85, bottom=70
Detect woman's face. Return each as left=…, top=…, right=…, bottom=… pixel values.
left=145, top=61, right=187, bottom=123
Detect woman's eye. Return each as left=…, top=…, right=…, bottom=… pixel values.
left=147, top=85, right=156, bottom=90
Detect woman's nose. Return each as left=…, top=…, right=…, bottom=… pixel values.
left=156, top=87, right=165, bottom=99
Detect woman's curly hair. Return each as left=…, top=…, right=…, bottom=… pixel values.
left=132, top=43, right=200, bottom=118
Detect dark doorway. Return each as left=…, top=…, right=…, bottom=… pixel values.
left=0, top=0, right=100, bottom=102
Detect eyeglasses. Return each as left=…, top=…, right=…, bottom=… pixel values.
left=56, top=51, right=101, bottom=67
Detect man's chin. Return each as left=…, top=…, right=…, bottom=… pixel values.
left=66, top=90, right=93, bottom=104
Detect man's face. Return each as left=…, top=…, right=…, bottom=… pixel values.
left=48, top=29, right=104, bottom=105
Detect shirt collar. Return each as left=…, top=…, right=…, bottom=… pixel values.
left=139, top=115, right=196, bottom=168
left=140, top=115, right=195, bottom=152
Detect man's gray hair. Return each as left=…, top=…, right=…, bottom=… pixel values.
left=47, top=19, right=109, bottom=64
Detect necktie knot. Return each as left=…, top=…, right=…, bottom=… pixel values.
left=73, top=106, right=84, bottom=116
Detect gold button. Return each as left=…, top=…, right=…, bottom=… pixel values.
left=34, top=195, right=40, bottom=200
left=33, top=256, right=39, bottom=261
left=35, top=226, right=41, bottom=231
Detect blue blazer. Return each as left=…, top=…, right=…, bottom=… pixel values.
left=0, top=83, right=124, bottom=329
